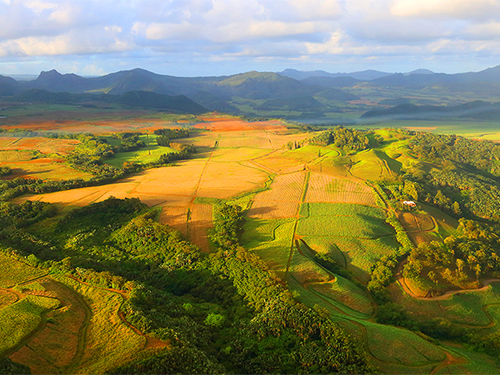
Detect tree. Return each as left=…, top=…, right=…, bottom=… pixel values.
left=474, top=264, right=482, bottom=280
left=428, top=270, right=438, bottom=284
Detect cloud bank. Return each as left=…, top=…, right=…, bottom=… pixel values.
left=0, top=0, right=499, bottom=75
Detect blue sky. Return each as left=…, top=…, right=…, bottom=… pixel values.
left=1, top=0, right=500, bottom=77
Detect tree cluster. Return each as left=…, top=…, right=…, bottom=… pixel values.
left=308, top=126, right=369, bottom=151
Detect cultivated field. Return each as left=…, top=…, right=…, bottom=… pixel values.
left=159, top=205, right=189, bottom=236
left=16, top=157, right=268, bottom=208
left=249, top=155, right=305, bottom=174
left=9, top=279, right=88, bottom=374
left=0, top=137, right=80, bottom=155
left=0, top=295, right=60, bottom=355
left=289, top=242, right=373, bottom=316
left=365, top=320, right=446, bottom=366
left=56, top=275, right=146, bottom=375
left=195, top=117, right=285, bottom=132
left=0, top=136, right=93, bottom=181
left=247, top=172, right=305, bottom=219
left=0, top=253, right=47, bottom=288
left=296, top=204, right=392, bottom=238
left=216, top=131, right=274, bottom=149
left=305, top=173, right=378, bottom=206
left=350, top=149, right=401, bottom=181
left=241, top=218, right=295, bottom=279
left=189, top=203, right=213, bottom=252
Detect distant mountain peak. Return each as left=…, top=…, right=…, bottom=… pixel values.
left=406, top=69, right=434, bottom=75
left=38, top=69, right=62, bottom=78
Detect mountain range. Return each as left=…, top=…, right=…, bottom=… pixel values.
left=1, top=65, right=500, bottom=116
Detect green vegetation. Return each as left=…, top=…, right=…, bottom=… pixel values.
left=241, top=218, right=295, bottom=278
left=309, top=126, right=369, bottom=151
left=4, top=117, right=500, bottom=373
left=0, top=197, right=373, bottom=374
left=297, top=203, right=392, bottom=238
left=0, top=252, right=47, bottom=288
left=0, top=295, right=59, bottom=354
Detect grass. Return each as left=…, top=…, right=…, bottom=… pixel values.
left=282, top=145, right=339, bottom=163
left=299, top=202, right=386, bottom=219
left=437, top=344, right=500, bottom=374
left=54, top=275, right=146, bottom=374
left=0, top=252, right=47, bottom=288
left=297, top=214, right=393, bottom=238
left=437, top=287, right=500, bottom=326
left=241, top=218, right=295, bottom=279
left=287, top=276, right=369, bottom=320
left=350, top=149, right=400, bottom=180
left=358, top=120, right=500, bottom=141
left=104, top=134, right=177, bottom=167
left=363, top=319, right=446, bottom=366
left=305, top=173, right=378, bottom=205
left=305, top=236, right=400, bottom=282
left=0, top=295, right=59, bottom=355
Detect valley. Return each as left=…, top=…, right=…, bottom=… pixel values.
left=1, top=106, right=500, bottom=374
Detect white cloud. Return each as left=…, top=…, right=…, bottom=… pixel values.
left=0, top=0, right=500, bottom=76
left=391, top=0, right=500, bottom=20
left=0, top=27, right=133, bottom=57
left=23, top=0, right=56, bottom=13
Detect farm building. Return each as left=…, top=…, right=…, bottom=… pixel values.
left=402, top=201, right=417, bottom=207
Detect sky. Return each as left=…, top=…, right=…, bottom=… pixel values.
left=1, top=0, right=500, bottom=77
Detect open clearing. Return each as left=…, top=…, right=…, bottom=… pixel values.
left=0, top=137, right=80, bottom=155
left=0, top=136, right=93, bottom=180
left=0, top=253, right=47, bottom=288
left=241, top=218, right=295, bottom=279
left=189, top=203, right=213, bottom=252
left=54, top=275, right=145, bottom=374
left=350, top=149, right=401, bottom=181
left=15, top=157, right=268, bottom=207
left=304, top=236, right=400, bottom=282
left=247, top=172, right=305, bottom=219
left=305, top=173, right=378, bottom=206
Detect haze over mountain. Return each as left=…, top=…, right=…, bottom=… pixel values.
left=2, top=65, right=500, bottom=118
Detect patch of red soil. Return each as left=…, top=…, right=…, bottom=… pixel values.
left=194, top=118, right=285, bottom=132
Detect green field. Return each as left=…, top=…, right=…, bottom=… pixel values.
left=0, top=295, right=59, bottom=355
left=364, top=320, right=446, bottom=366
left=358, top=120, right=500, bottom=141
left=282, top=145, right=340, bottom=163
left=0, top=252, right=47, bottom=288
left=297, top=203, right=392, bottom=238
left=299, top=202, right=386, bottom=219
left=436, top=344, right=500, bottom=374
left=305, top=236, right=400, bottom=281
left=241, top=218, right=295, bottom=278
left=104, top=134, right=178, bottom=167
left=350, top=149, right=401, bottom=180
left=54, top=275, right=146, bottom=374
